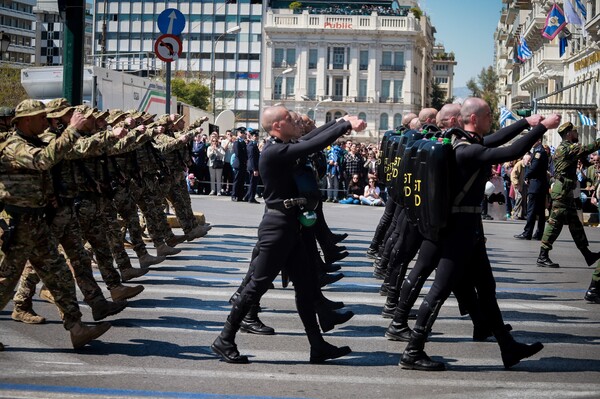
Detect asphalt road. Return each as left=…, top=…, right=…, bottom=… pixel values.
left=1, top=195, right=600, bottom=399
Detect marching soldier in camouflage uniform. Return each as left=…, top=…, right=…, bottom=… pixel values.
left=128, top=112, right=185, bottom=255
left=154, top=114, right=211, bottom=243
left=537, top=122, right=600, bottom=269
left=70, top=105, right=146, bottom=302
left=11, top=99, right=131, bottom=324
left=107, top=110, right=166, bottom=268
left=0, top=99, right=111, bottom=351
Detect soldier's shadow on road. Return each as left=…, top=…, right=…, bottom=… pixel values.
left=124, top=296, right=228, bottom=312
left=79, top=339, right=216, bottom=361
left=249, top=350, right=399, bottom=367
left=149, top=263, right=245, bottom=274
left=447, top=356, right=600, bottom=372
left=136, top=278, right=231, bottom=289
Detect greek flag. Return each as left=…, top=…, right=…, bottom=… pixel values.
left=578, top=111, right=597, bottom=127
left=500, top=107, right=517, bottom=127
left=517, top=37, right=532, bottom=61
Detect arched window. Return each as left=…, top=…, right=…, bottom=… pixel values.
left=325, top=112, right=332, bottom=123
left=393, top=113, right=402, bottom=129
left=358, top=112, right=367, bottom=121
left=334, top=111, right=343, bottom=119
left=379, top=113, right=389, bottom=130
left=307, top=110, right=315, bottom=120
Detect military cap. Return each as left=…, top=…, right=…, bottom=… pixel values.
left=46, top=98, right=74, bottom=118
left=74, top=105, right=96, bottom=118
left=93, top=109, right=110, bottom=120
left=126, top=109, right=144, bottom=119
left=12, top=99, right=47, bottom=122
left=141, top=112, right=157, bottom=124
left=558, top=121, right=575, bottom=137
left=0, top=106, right=15, bottom=118
left=106, top=109, right=127, bottom=124
left=174, top=114, right=185, bottom=124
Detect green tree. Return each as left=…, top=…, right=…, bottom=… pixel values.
left=0, top=66, right=28, bottom=107
left=466, top=66, right=499, bottom=130
left=171, top=78, right=210, bottom=110
left=430, top=79, right=446, bottom=111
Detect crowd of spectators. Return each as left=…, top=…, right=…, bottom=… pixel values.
left=185, top=132, right=384, bottom=206
left=303, top=5, right=411, bottom=16
left=487, top=147, right=600, bottom=221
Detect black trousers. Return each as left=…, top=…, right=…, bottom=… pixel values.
left=369, top=200, right=397, bottom=251
left=230, top=211, right=319, bottom=331
left=243, top=171, right=259, bottom=201
left=415, top=214, right=505, bottom=334
left=232, top=167, right=247, bottom=199
left=523, top=192, right=546, bottom=238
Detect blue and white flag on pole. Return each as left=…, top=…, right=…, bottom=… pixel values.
left=578, top=111, right=597, bottom=127
left=500, top=107, right=517, bottom=127
left=517, top=37, right=532, bottom=61
left=542, top=4, right=567, bottom=40
left=564, top=0, right=583, bottom=26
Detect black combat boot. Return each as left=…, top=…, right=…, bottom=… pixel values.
left=373, top=258, right=386, bottom=280
left=212, top=301, right=251, bottom=363
left=316, top=291, right=345, bottom=310
left=580, top=247, right=600, bottom=266
left=240, top=304, right=275, bottom=335
left=315, top=302, right=354, bottom=333
left=536, top=248, right=559, bottom=268
left=584, top=280, right=600, bottom=303
left=381, top=282, right=399, bottom=319
left=399, top=327, right=445, bottom=371
left=307, top=327, right=351, bottom=364
left=495, top=328, right=543, bottom=369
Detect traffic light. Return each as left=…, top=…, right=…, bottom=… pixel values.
left=515, top=109, right=532, bottom=117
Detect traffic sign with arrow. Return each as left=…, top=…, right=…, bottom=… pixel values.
left=154, top=34, right=182, bottom=63
left=157, top=8, right=186, bottom=36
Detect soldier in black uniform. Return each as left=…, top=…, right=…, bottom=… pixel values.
left=211, top=106, right=365, bottom=364
left=231, top=128, right=248, bottom=201
left=399, top=98, right=561, bottom=371
left=514, top=139, right=549, bottom=240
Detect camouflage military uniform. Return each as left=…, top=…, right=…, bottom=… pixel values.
left=130, top=122, right=180, bottom=250
left=154, top=126, right=198, bottom=235
left=12, top=106, right=121, bottom=314
left=0, top=108, right=83, bottom=330
left=538, top=122, right=600, bottom=270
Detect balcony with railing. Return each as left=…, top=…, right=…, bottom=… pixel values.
left=265, top=9, right=421, bottom=34
left=379, top=64, right=405, bottom=72
left=379, top=97, right=403, bottom=103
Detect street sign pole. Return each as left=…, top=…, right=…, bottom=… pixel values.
left=156, top=8, right=185, bottom=116
left=166, top=62, right=171, bottom=114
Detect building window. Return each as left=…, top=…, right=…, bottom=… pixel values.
left=358, top=79, right=367, bottom=100
left=274, top=48, right=284, bottom=66
left=393, top=80, right=403, bottom=99
left=358, top=112, right=366, bottom=121
left=309, top=48, right=317, bottom=69
left=393, top=113, right=402, bottom=128
left=332, top=47, right=345, bottom=69
left=435, top=77, right=448, bottom=84
left=359, top=50, right=368, bottom=70
left=380, top=113, right=389, bottom=130
left=308, top=78, right=316, bottom=98
left=394, top=51, right=404, bottom=67
left=381, top=80, right=390, bottom=101
left=285, top=77, right=295, bottom=96
left=382, top=51, right=392, bottom=66
left=286, top=48, right=296, bottom=67
left=333, top=77, right=343, bottom=100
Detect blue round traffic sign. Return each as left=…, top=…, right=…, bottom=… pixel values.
left=157, top=8, right=186, bottom=36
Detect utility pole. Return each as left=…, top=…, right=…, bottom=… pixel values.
left=58, top=0, right=85, bottom=105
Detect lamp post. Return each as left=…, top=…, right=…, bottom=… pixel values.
left=211, top=26, right=241, bottom=121
left=273, top=67, right=293, bottom=103
left=314, top=98, right=332, bottom=123
left=0, top=31, right=11, bottom=62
